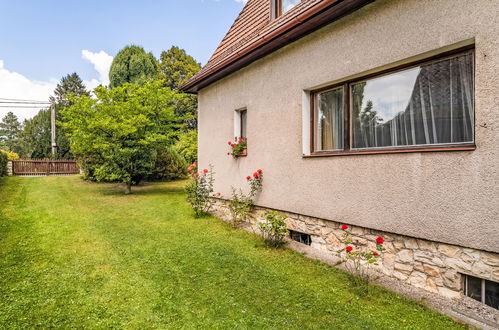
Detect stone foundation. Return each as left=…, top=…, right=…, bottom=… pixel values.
left=211, top=199, right=499, bottom=300
left=7, top=161, right=12, bottom=176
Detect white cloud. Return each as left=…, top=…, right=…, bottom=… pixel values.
left=0, top=50, right=113, bottom=122
left=81, top=50, right=113, bottom=87
left=0, top=60, right=56, bottom=121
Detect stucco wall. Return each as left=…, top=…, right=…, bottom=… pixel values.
left=198, top=0, right=499, bottom=253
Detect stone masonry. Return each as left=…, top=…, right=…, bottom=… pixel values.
left=211, top=199, right=499, bottom=300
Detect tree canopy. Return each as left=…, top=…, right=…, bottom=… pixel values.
left=61, top=81, right=186, bottom=193
left=109, top=45, right=159, bottom=88
left=0, top=112, right=22, bottom=154
left=159, top=46, right=201, bottom=90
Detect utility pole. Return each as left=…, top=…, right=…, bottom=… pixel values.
left=51, top=104, right=57, bottom=157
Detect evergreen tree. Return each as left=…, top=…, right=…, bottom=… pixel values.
left=109, top=45, right=158, bottom=88
left=0, top=112, right=22, bottom=153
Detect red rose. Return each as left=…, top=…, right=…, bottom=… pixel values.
left=257, top=169, right=263, bottom=174
left=246, top=176, right=251, bottom=180
left=203, top=169, right=208, bottom=173
left=376, top=236, right=384, bottom=245
left=253, top=172, right=259, bottom=179
left=341, top=224, right=348, bottom=230
left=346, top=246, right=353, bottom=253
left=373, top=252, right=379, bottom=256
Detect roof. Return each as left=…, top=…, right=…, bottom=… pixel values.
left=181, top=0, right=374, bottom=93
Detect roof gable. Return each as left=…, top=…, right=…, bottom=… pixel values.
left=182, top=0, right=374, bottom=92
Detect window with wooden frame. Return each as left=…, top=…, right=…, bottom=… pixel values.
left=235, top=109, right=247, bottom=139
left=309, top=48, right=475, bottom=157
left=272, top=0, right=302, bottom=19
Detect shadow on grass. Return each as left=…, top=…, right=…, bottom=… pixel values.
left=92, top=180, right=188, bottom=197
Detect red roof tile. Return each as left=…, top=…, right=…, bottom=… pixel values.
left=182, top=0, right=373, bottom=92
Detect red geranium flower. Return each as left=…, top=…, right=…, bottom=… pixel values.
left=203, top=169, right=208, bottom=173
left=217, top=192, right=221, bottom=196
left=373, top=252, right=379, bottom=256
left=341, top=224, right=348, bottom=230
left=244, top=137, right=248, bottom=141
left=257, top=169, right=263, bottom=174
left=253, top=172, right=259, bottom=179
left=228, top=141, right=232, bottom=145
left=346, top=246, right=353, bottom=253
left=246, top=176, right=251, bottom=180
left=238, top=139, right=243, bottom=143
left=376, top=236, right=384, bottom=245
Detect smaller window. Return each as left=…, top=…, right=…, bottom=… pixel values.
left=289, top=230, right=311, bottom=245
left=273, top=0, right=301, bottom=18
left=234, top=109, right=247, bottom=139
left=465, top=274, right=499, bottom=310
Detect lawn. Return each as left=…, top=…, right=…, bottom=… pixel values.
left=0, top=176, right=466, bottom=329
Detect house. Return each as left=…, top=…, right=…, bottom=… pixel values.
left=181, top=0, right=499, bottom=308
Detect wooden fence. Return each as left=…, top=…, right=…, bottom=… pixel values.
left=11, top=159, right=79, bottom=176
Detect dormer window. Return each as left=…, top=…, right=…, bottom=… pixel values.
left=273, top=0, right=302, bottom=18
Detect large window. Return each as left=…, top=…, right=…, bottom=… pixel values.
left=273, top=0, right=301, bottom=18
left=311, top=49, right=475, bottom=155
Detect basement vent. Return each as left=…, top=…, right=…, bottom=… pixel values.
left=464, top=274, right=499, bottom=310
left=289, top=230, right=311, bottom=246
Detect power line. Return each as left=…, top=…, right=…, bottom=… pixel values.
left=0, top=97, right=50, bottom=103
left=0, top=105, right=50, bottom=108
left=0, top=101, right=51, bottom=105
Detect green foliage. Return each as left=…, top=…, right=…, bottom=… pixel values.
left=109, top=45, right=158, bottom=88
left=0, top=151, right=7, bottom=176
left=147, top=145, right=187, bottom=181
left=159, top=46, right=201, bottom=90
left=0, top=150, right=19, bottom=160
left=173, top=129, right=197, bottom=164
left=0, top=112, right=22, bottom=154
left=228, top=170, right=263, bottom=227
left=19, top=109, right=51, bottom=158
left=50, top=73, right=90, bottom=106
left=159, top=46, right=200, bottom=128
left=185, top=164, right=214, bottom=217
left=258, top=211, right=289, bottom=248
left=61, top=81, right=183, bottom=193
left=228, top=137, right=247, bottom=157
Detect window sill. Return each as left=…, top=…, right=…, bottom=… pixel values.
left=303, top=144, right=476, bottom=158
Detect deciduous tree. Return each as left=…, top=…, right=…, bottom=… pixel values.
left=61, top=81, right=184, bottom=194
left=109, top=45, right=158, bottom=88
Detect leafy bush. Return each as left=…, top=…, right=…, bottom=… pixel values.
left=0, top=151, right=8, bottom=177
left=148, top=146, right=187, bottom=181
left=228, top=170, right=263, bottom=227
left=259, top=211, right=288, bottom=248
left=336, top=224, right=385, bottom=293
left=185, top=163, right=214, bottom=217
left=173, top=129, right=197, bottom=164
left=0, top=149, right=19, bottom=160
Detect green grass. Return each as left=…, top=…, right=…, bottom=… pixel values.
left=0, top=176, right=466, bottom=329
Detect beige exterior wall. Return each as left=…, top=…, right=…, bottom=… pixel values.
left=198, top=0, right=499, bottom=253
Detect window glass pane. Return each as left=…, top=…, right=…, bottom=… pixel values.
left=352, top=53, right=474, bottom=149
left=466, top=276, right=482, bottom=302
left=485, top=280, right=499, bottom=309
left=282, top=0, right=300, bottom=14
left=315, top=88, right=344, bottom=151
left=240, top=110, right=247, bottom=138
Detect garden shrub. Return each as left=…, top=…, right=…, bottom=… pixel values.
left=173, top=129, right=197, bottom=164
left=228, top=170, right=263, bottom=227
left=259, top=211, right=288, bottom=248
left=148, top=146, right=187, bottom=181
left=0, top=150, right=19, bottom=160
left=185, top=163, right=215, bottom=217
left=336, top=224, right=385, bottom=294
left=0, top=151, right=8, bottom=177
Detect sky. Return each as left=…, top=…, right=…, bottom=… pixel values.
left=0, top=0, right=246, bottom=121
